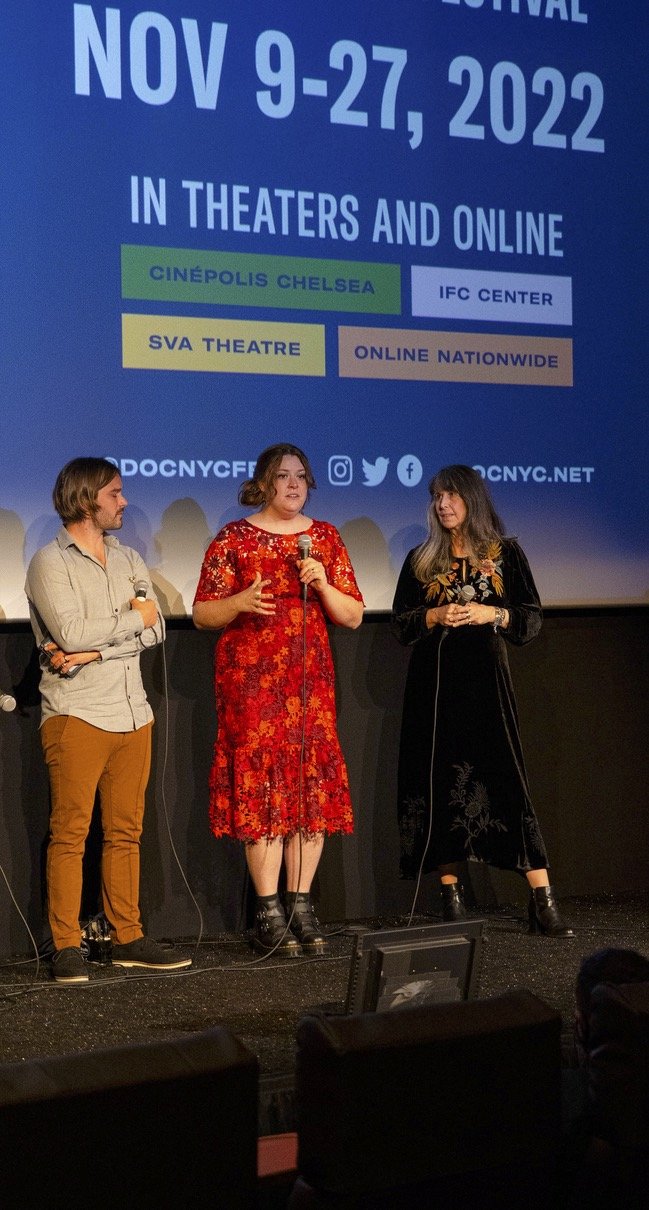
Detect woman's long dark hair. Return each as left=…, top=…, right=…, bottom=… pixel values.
left=238, top=443, right=316, bottom=507
left=411, top=465, right=506, bottom=584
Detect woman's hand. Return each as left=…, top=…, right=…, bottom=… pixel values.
left=297, top=558, right=363, bottom=628
left=427, top=602, right=508, bottom=629
left=428, top=602, right=470, bottom=629
left=193, top=572, right=275, bottom=630
left=298, top=557, right=328, bottom=594
left=463, top=602, right=500, bottom=627
left=241, top=572, right=275, bottom=615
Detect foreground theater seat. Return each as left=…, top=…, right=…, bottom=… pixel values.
left=0, top=1026, right=258, bottom=1209
left=289, top=989, right=562, bottom=1209
left=571, top=980, right=649, bottom=1209
left=587, top=980, right=649, bottom=1147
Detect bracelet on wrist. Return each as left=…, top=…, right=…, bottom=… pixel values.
left=493, top=606, right=506, bottom=631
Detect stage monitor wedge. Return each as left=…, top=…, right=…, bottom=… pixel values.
left=345, top=919, right=485, bottom=1016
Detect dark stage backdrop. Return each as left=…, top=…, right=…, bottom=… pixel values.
left=1, top=612, right=647, bottom=957
left=1, top=2, right=648, bottom=619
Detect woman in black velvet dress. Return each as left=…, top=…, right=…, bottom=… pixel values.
left=392, top=465, right=573, bottom=937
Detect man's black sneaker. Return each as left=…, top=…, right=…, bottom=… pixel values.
left=111, top=936, right=192, bottom=970
left=51, top=946, right=89, bottom=984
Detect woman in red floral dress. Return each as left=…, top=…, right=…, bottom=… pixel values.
left=193, top=444, right=363, bottom=956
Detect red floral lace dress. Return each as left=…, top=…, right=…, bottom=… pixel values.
left=194, top=518, right=363, bottom=841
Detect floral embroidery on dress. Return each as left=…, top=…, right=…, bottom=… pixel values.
left=523, top=806, right=545, bottom=855
left=398, top=795, right=430, bottom=858
left=425, top=540, right=504, bottom=604
left=449, top=761, right=507, bottom=857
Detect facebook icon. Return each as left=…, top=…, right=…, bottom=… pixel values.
left=397, top=455, right=423, bottom=486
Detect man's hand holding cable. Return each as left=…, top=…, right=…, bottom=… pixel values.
left=130, top=596, right=158, bottom=628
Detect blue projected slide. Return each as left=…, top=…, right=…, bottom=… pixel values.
left=1, top=1, right=647, bottom=617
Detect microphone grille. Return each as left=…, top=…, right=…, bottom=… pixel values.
left=297, top=534, right=312, bottom=558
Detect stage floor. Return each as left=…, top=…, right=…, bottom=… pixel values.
left=1, top=896, right=647, bottom=1130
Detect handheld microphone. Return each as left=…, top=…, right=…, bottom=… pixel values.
left=297, top=535, right=312, bottom=600
left=0, top=692, right=16, bottom=712
left=133, top=580, right=149, bottom=600
left=440, top=584, right=476, bottom=639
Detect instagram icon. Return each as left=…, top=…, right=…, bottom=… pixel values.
left=328, top=455, right=353, bottom=486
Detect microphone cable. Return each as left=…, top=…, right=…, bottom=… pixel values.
left=0, top=862, right=42, bottom=986
left=405, top=581, right=478, bottom=926
left=239, top=534, right=310, bottom=965
left=156, top=626, right=205, bottom=962
left=136, top=579, right=206, bottom=961
left=274, top=533, right=311, bottom=950
left=282, top=552, right=309, bottom=943
left=405, top=623, right=448, bottom=927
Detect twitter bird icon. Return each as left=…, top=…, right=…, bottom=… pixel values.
left=362, top=456, right=389, bottom=486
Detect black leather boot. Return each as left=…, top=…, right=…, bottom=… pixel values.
left=528, top=886, right=575, bottom=938
left=252, top=894, right=301, bottom=957
left=284, top=893, right=328, bottom=954
left=441, top=882, right=467, bottom=922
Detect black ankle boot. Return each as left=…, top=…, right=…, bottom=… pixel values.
left=252, top=894, right=301, bottom=957
left=284, top=893, right=328, bottom=954
left=528, top=886, right=575, bottom=938
left=441, top=883, right=467, bottom=922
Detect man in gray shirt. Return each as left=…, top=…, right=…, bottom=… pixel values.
left=26, top=457, right=191, bottom=983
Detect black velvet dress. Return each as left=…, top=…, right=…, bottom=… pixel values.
left=392, top=538, right=549, bottom=879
